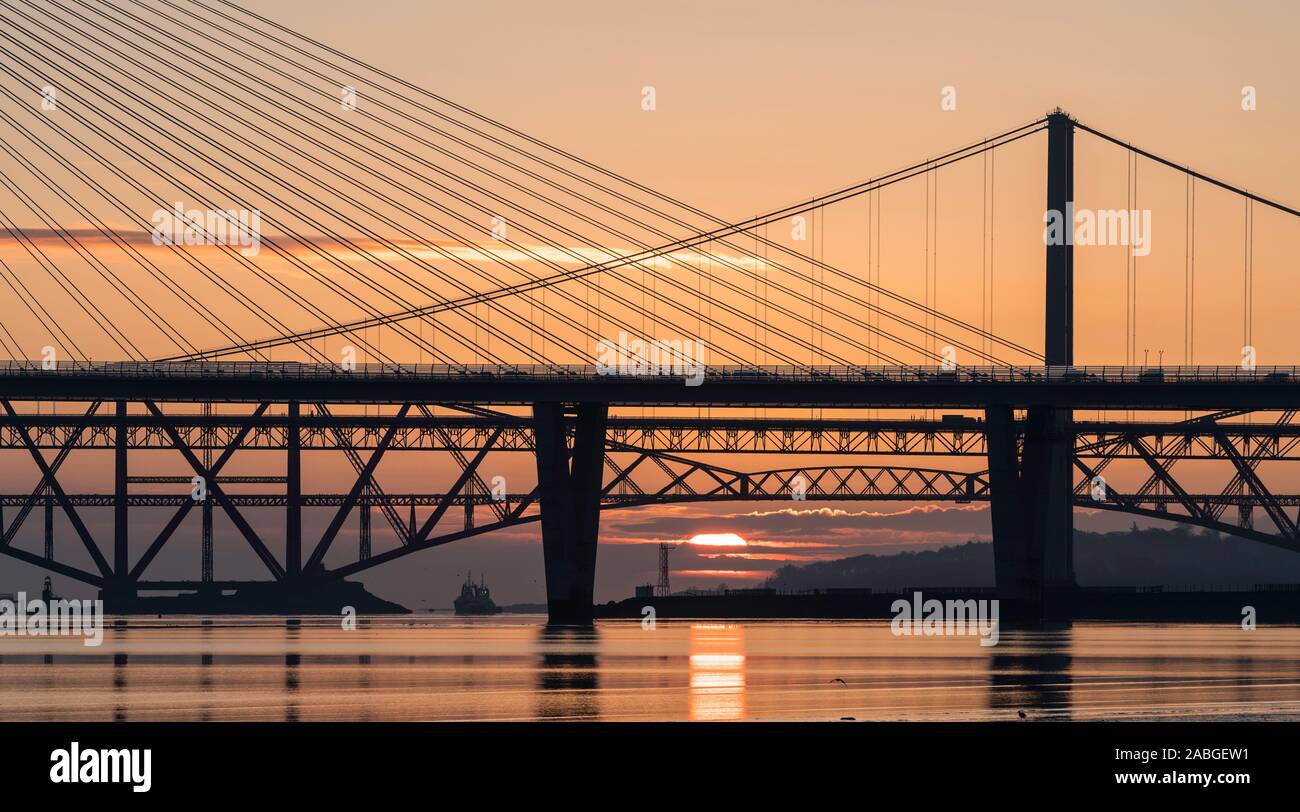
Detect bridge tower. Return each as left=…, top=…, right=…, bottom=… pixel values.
left=533, top=402, right=608, bottom=625
left=986, top=110, right=1077, bottom=611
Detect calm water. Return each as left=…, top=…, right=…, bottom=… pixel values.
left=1, top=615, right=1299, bottom=721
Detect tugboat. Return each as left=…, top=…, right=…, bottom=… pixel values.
left=453, top=571, right=501, bottom=615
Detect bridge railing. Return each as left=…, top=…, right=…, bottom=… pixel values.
left=0, top=361, right=1296, bottom=385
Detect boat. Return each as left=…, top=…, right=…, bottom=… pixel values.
left=453, top=571, right=501, bottom=615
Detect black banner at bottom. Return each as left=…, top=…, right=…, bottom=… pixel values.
left=3, top=722, right=1282, bottom=799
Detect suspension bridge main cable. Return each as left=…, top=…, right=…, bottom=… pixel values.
left=1077, top=121, right=1300, bottom=219
left=171, top=122, right=1047, bottom=364
left=171, top=0, right=1046, bottom=364
left=195, top=0, right=1034, bottom=353
left=104, top=0, right=986, bottom=367
left=12, top=0, right=1055, bottom=363
left=201, top=0, right=1038, bottom=359
left=1078, top=118, right=1300, bottom=377
left=88, top=0, right=832, bottom=366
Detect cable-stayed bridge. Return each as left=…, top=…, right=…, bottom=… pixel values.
left=1, top=0, right=1299, bottom=621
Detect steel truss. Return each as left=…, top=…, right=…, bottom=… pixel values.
left=3, top=399, right=1300, bottom=593
left=5, top=413, right=1300, bottom=459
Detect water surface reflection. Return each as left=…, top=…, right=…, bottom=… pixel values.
left=689, top=624, right=746, bottom=720
left=988, top=625, right=1073, bottom=720
left=535, top=625, right=600, bottom=719
left=2, top=616, right=1297, bottom=721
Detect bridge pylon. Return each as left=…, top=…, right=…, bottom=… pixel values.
left=533, top=402, right=608, bottom=625
left=987, top=110, right=1078, bottom=612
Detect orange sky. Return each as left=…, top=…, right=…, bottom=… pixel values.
left=1, top=0, right=1298, bottom=601
left=3, top=0, right=1298, bottom=366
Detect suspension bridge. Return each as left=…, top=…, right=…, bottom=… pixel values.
left=1, top=0, right=1298, bottom=622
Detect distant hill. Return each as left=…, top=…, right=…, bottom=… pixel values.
left=764, top=526, right=1300, bottom=591
left=500, top=603, right=548, bottom=614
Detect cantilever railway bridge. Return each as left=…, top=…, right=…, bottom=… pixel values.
left=2, top=0, right=1300, bottom=621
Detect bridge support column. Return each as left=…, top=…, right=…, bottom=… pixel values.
left=286, top=401, right=302, bottom=578
left=114, top=400, right=128, bottom=578
left=985, top=406, right=1076, bottom=611
left=106, top=399, right=136, bottom=607
left=1024, top=409, right=1075, bottom=592
left=986, top=405, right=1032, bottom=599
left=533, top=402, right=607, bottom=625
left=43, top=493, right=53, bottom=560
left=987, top=111, right=1078, bottom=615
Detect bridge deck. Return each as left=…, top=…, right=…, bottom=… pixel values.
left=2, top=363, right=1299, bottom=409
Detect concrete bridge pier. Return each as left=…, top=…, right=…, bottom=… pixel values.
left=532, top=402, right=608, bottom=625
left=985, top=405, right=1076, bottom=614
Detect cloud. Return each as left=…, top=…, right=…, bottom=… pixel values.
left=672, top=569, right=769, bottom=579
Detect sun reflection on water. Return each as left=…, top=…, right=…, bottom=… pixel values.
left=689, top=623, right=746, bottom=720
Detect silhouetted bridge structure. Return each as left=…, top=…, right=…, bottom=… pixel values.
left=5, top=367, right=1300, bottom=619
left=2, top=1, right=1300, bottom=622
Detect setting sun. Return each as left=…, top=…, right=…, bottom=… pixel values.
left=686, top=533, right=749, bottom=547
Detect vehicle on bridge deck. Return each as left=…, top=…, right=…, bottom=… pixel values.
left=1059, top=369, right=1101, bottom=382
